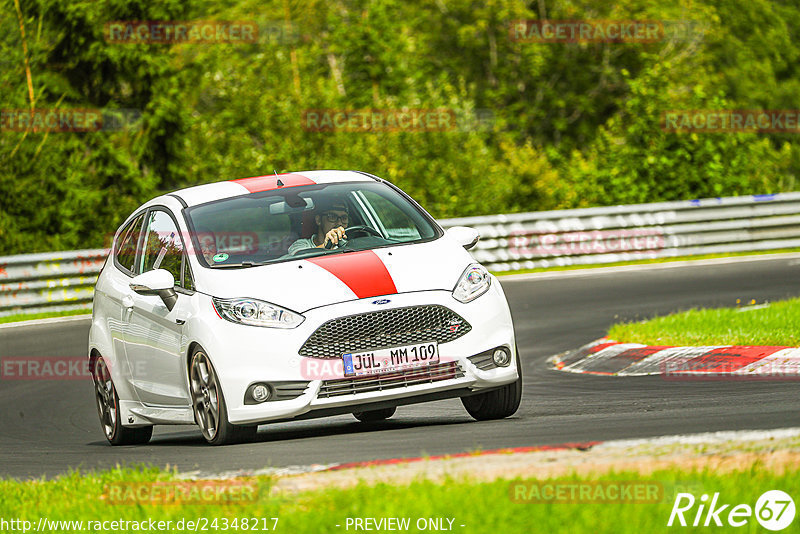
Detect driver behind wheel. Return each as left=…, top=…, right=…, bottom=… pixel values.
left=288, top=197, right=349, bottom=255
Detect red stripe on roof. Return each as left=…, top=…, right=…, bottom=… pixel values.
left=307, top=250, right=397, bottom=299
left=232, top=173, right=315, bottom=193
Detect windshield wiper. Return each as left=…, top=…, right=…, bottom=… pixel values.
left=209, top=262, right=257, bottom=268
left=288, top=249, right=332, bottom=260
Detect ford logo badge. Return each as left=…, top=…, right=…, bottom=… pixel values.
left=372, top=299, right=391, bottom=305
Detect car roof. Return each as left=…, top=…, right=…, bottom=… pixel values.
left=170, top=170, right=380, bottom=207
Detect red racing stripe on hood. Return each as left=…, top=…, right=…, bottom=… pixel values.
left=306, top=250, right=397, bottom=299
left=232, top=173, right=315, bottom=193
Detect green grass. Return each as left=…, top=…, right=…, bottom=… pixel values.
left=494, top=248, right=800, bottom=276
left=1, top=465, right=797, bottom=533
left=0, top=308, right=90, bottom=324
left=608, top=297, right=800, bottom=346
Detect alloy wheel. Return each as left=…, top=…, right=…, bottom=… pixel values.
left=93, top=357, right=116, bottom=439
left=190, top=351, right=220, bottom=441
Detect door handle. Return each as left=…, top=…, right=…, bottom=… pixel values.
left=175, top=318, right=186, bottom=325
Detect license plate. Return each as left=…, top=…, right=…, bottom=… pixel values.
left=343, top=342, right=439, bottom=377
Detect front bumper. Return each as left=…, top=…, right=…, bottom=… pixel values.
left=189, top=282, right=517, bottom=425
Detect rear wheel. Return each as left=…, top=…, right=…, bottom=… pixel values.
left=190, top=348, right=257, bottom=445
left=461, top=349, right=522, bottom=421
left=353, top=407, right=396, bottom=422
left=92, top=355, right=153, bottom=445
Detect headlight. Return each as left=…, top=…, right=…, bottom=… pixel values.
left=212, top=297, right=305, bottom=328
left=452, top=264, right=491, bottom=303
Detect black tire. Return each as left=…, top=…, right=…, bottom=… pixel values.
left=353, top=407, right=396, bottom=422
left=92, top=355, right=153, bottom=445
left=461, top=348, right=523, bottom=421
left=189, top=348, right=257, bottom=445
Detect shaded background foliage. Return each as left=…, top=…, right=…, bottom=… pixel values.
left=1, top=0, right=798, bottom=254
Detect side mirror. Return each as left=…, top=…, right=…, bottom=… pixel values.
left=446, top=226, right=480, bottom=250
left=130, top=269, right=178, bottom=311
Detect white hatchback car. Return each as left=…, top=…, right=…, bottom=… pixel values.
left=89, top=170, right=521, bottom=445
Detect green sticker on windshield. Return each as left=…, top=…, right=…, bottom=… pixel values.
left=212, top=252, right=229, bottom=262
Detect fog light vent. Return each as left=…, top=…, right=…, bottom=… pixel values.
left=468, top=347, right=512, bottom=370
left=244, top=381, right=310, bottom=405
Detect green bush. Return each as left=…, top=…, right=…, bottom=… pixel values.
left=1, top=0, right=798, bottom=254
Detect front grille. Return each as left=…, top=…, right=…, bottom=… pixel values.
left=299, top=305, right=472, bottom=359
left=318, top=361, right=464, bottom=398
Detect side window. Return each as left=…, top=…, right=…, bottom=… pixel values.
left=140, top=210, right=184, bottom=286
left=114, top=213, right=145, bottom=275
left=182, top=254, right=196, bottom=292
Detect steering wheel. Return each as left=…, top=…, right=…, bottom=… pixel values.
left=325, top=224, right=383, bottom=249
left=343, top=225, right=382, bottom=238
left=324, top=225, right=382, bottom=249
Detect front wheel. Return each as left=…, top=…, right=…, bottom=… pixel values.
left=189, top=348, right=257, bottom=445
left=92, top=355, right=152, bottom=445
left=461, top=349, right=522, bottom=421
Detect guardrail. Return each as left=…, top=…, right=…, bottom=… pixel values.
left=0, top=249, right=109, bottom=316
left=2, top=193, right=800, bottom=316
left=446, top=192, right=800, bottom=271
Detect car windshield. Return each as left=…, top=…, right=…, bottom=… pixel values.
left=185, top=181, right=440, bottom=268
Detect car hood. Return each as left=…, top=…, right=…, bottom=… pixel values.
left=198, top=237, right=475, bottom=312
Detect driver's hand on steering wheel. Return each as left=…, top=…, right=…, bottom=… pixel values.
left=321, top=226, right=347, bottom=248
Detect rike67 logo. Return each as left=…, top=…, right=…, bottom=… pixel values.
left=668, top=490, right=795, bottom=530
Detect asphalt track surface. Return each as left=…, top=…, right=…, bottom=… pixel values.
left=2, top=256, right=800, bottom=479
